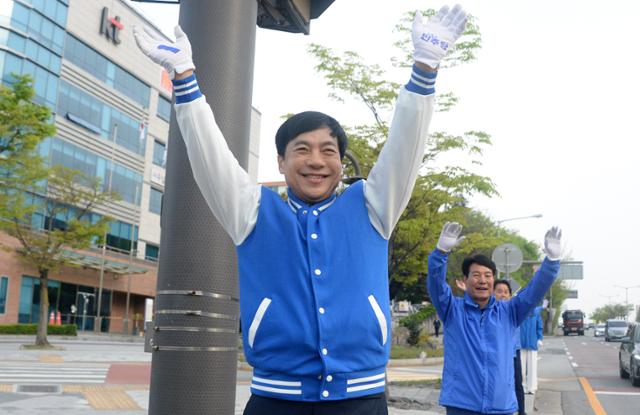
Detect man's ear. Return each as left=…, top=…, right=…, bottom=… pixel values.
left=277, top=155, right=285, bottom=174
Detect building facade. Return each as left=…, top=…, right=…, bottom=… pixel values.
left=0, top=0, right=261, bottom=333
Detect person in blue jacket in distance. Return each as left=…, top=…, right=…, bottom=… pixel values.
left=494, top=279, right=526, bottom=415
left=427, top=222, right=562, bottom=415
left=520, top=306, right=544, bottom=394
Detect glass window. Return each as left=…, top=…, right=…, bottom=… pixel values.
left=57, top=81, right=146, bottom=156
left=11, top=2, right=29, bottom=32
left=149, top=188, right=162, bottom=215
left=49, top=137, right=143, bottom=205
left=145, top=244, right=159, bottom=261
left=64, top=34, right=150, bottom=108
left=157, top=96, right=171, bottom=122
left=152, top=140, right=166, bottom=167
left=0, top=276, right=8, bottom=314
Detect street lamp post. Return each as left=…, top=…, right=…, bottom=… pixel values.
left=614, top=284, right=640, bottom=320
left=600, top=294, right=619, bottom=304
left=496, top=213, right=543, bottom=225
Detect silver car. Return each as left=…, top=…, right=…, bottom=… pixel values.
left=594, top=323, right=605, bottom=337
left=606, top=319, right=628, bottom=342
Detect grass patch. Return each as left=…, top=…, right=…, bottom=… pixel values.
left=390, top=345, right=443, bottom=359
left=390, top=378, right=441, bottom=389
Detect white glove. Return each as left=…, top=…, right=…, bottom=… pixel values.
left=133, top=25, right=195, bottom=79
left=412, top=4, right=468, bottom=68
left=437, top=222, right=465, bottom=253
left=544, top=227, right=562, bottom=261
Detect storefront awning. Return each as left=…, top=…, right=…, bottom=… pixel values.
left=59, top=250, right=148, bottom=275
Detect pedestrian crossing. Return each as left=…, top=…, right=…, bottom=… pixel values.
left=0, top=362, right=109, bottom=384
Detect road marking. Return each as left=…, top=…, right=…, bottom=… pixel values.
left=579, top=377, right=608, bottom=415
left=571, top=362, right=578, bottom=367
left=568, top=356, right=574, bottom=360
left=581, top=342, right=587, bottom=346
left=595, top=391, right=640, bottom=396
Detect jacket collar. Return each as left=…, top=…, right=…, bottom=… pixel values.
left=286, top=189, right=337, bottom=214
left=463, top=292, right=497, bottom=310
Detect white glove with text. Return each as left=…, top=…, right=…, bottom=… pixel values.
left=412, top=4, right=468, bottom=68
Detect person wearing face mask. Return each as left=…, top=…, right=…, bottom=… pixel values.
left=426, top=222, right=561, bottom=414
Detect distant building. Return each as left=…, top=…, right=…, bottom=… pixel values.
left=0, top=0, right=261, bottom=332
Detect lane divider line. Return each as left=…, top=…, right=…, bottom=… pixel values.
left=578, top=377, right=607, bottom=415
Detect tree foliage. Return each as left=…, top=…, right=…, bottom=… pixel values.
left=590, top=303, right=630, bottom=323
left=0, top=76, right=118, bottom=346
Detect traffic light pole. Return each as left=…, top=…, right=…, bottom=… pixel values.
left=148, top=1, right=257, bottom=414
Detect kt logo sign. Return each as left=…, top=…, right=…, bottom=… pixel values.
left=100, top=7, right=124, bottom=45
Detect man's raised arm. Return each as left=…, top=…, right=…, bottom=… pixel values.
left=365, top=5, right=467, bottom=238
left=134, top=25, right=260, bottom=246
left=510, top=228, right=563, bottom=326
left=427, top=222, right=466, bottom=323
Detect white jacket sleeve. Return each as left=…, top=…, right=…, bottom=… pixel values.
left=364, top=88, right=434, bottom=239
left=174, top=95, right=261, bottom=246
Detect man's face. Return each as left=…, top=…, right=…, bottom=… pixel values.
left=465, top=263, right=495, bottom=306
left=278, top=127, right=343, bottom=204
left=494, top=283, right=511, bottom=301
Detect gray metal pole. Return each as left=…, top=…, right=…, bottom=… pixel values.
left=148, top=1, right=257, bottom=414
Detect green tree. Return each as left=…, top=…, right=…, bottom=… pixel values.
left=0, top=77, right=117, bottom=346
left=590, top=303, right=629, bottom=323
left=308, top=10, right=498, bottom=300
left=0, top=75, right=53, bottom=212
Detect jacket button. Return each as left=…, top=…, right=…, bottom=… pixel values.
left=313, top=210, right=318, bottom=216
left=314, top=269, right=321, bottom=276
left=319, top=307, right=325, bottom=314
left=322, top=348, right=328, bottom=355
left=326, top=375, right=333, bottom=382
left=311, top=233, right=318, bottom=239
left=322, top=390, right=329, bottom=397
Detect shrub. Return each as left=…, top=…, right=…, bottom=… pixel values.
left=0, top=324, right=77, bottom=336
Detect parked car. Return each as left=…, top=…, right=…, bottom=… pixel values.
left=606, top=319, right=628, bottom=342
left=619, top=322, right=640, bottom=386
left=594, top=323, right=605, bottom=337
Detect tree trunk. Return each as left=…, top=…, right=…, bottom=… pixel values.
left=35, top=271, right=50, bottom=346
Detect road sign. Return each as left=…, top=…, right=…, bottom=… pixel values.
left=557, top=262, right=583, bottom=280
left=565, top=290, right=578, bottom=299
left=492, top=243, right=523, bottom=274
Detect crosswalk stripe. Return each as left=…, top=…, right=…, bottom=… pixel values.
left=0, top=363, right=109, bottom=384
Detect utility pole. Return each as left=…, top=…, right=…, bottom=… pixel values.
left=614, top=284, right=640, bottom=321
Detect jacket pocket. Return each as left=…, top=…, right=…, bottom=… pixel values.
left=248, top=298, right=272, bottom=349
left=368, top=295, right=388, bottom=345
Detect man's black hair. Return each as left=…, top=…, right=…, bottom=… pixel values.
left=275, top=111, right=348, bottom=159
left=494, top=279, right=512, bottom=294
left=461, top=254, right=497, bottom=279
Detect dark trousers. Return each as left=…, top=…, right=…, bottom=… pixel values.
left=243, top=393, right=388, bottom=415
left=514, top=349, right=526, bottom=415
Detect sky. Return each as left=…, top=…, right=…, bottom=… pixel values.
left=128, top=0, right=640, bottom=319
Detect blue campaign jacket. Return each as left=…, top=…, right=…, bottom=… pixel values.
left=427, top=250, right=559, bottom=414
left=520, top=307, right=544, bottom=350
left=237, top=181, right=391, bottom=402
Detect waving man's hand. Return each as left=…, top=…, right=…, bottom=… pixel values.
left=412, top=4, right=468, bottom=69
left=134, top=25, right=195, bottom=79
left=437, top=222, right=465, bottom=253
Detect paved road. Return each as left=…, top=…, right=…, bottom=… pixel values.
left=563, top=330, right=640, bottom=415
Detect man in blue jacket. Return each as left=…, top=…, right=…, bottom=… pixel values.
left=135, top=5, right=468, bottom=415
left=427, top=223, right=561, bottom=414
left=520, top=306, right=544, bottom=394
